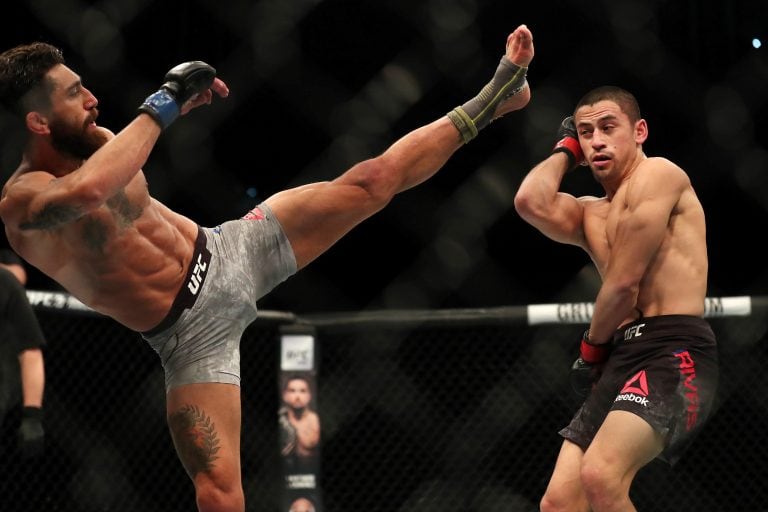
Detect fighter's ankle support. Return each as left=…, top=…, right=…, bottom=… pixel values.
left=447, top=56, right=528, bottom=143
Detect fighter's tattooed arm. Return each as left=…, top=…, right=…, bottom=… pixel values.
left=19, top=202, right=82, bottom=230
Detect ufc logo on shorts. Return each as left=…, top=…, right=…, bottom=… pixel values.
left=187, top=254, right=208, bottom=295
left=623, top=323, right=646, bottom=341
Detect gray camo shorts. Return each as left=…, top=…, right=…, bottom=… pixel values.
left=141, top=202, right=297, bottom=390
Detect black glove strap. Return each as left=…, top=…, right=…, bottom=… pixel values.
left=22, top=406, right=43, bottom=421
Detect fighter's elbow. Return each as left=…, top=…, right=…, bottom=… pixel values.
left=512, top=187, right=526, bottom=210
left=606, top=278, right=641, bottom=304
left=514, top=189, right=547, bottom=224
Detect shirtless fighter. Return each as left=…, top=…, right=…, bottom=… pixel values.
left=0, top=24, right=534, bottom=511
left=514, top=86, right=719, bottom=512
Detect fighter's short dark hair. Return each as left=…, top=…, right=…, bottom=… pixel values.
left=575, top=85, right=641, bottom=123
left=0, top=42, right=65, bottom=115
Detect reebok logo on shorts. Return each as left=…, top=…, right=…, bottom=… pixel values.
left=243, top=206, right=266, bottom=221
left=615, top=370, right=650, bottom=406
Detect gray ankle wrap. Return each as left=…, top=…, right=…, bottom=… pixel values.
left=447, top=56, right=528, bottom=143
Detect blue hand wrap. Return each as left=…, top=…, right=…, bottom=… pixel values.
left=139, top=89, right=180, bottom=129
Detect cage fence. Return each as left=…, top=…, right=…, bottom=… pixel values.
left=1, top=295, right=766, bottom=511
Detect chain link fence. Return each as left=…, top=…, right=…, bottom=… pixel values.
left=1, top=300, right=766, bottom=511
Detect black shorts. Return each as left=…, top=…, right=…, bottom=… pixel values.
left=559, top=315, right=719, bottom=465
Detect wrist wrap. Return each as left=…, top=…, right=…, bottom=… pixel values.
left=553, top=136, right=582, bottom=170
left=579, top=330, right=610, bottom=364
left=139, top=90, right=180, bottom=129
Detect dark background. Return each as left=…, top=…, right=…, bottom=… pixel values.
left=2, top=2, right=768, bottom=511
left=1, top=0, right=767, bottom=310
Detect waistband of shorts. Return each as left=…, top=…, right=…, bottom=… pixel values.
left=141, top=226, right=210, bottom=338
left=612, top=314, right=714, bottom=344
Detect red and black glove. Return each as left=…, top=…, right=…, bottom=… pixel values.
left=569, top=330, right=611, bottom=397
left=552, top=116, right=585, bottom=171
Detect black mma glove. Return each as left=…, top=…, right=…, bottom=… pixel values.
left=18, top=406, right=44, bottom=460
left=139, top=61, right=217, bottom=129
left=569, top=330, right=611, bottom=398
left=552, top=116, right=585, bottom=171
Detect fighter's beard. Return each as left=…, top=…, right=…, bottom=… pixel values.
left=49, top=116, right=108, bottom=160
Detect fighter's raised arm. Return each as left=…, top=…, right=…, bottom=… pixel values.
left=515, top=116, right=589, bottom=247
left=0, top=60, right=226, bottom=233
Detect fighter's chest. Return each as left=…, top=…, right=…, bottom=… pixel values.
left=74, top=187, right=147, bottom=252
left=584, top=194, right=628, bottom=263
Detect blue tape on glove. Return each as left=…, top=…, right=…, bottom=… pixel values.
left=139, top=89, right=180, bottom=129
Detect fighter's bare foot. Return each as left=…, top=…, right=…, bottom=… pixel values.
left=506, top=24, right=534, bottom=68
left=495, top=24, right=534, bottom=116
left=446, top=24, right=534, bottom=143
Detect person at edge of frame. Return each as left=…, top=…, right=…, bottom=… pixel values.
left=0, top=248, right=46, bottom=462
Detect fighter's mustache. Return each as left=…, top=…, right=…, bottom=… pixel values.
left=85, top=109, right=99, bottom=127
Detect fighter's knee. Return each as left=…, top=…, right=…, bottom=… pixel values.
left=195, top=481, right=244, bottom=512
left=539, top=493, right=563, bottom=512
left=351, top=158, right=398, bottom=207
left=580, top=458, right=624, bottom=509
left=580, top=460, right=605, bottom=495
left=540, top=489, right=588, bottom=512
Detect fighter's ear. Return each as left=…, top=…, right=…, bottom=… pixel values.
left=634, top=118, right=648, bottom=144
left=25, top=111, right=49, bottom=135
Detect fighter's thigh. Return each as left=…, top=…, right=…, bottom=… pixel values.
left=265, top=180, right=382, bottom=270
left=166, top=382, right=243, bottom=481
left=586, top=410, right=663, bottom=477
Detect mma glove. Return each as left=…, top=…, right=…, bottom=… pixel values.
left=18, top=406, right=44, bottom=460
left=569, top=330, right=611, bottom=398
left=552, top=116, right=585, bottom=171
left=139, top=61, right=217, bottom=129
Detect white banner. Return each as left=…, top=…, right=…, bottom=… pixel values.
left=526, top=296, right=752, bottom=325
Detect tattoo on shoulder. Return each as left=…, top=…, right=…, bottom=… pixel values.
left=19, top=203, right=82, bottom=230
left=168, top=404, right=222, bottom=477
